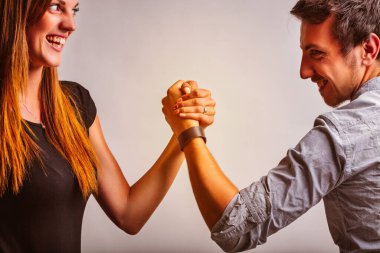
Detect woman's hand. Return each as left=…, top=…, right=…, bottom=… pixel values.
left=162, top=80, right=216, bottom=136
left=175, top=81, right=216, bottom=129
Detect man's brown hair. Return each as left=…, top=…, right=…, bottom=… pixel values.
left=291, top=0, right=380, bottom=58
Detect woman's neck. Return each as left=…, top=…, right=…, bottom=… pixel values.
left=20, top=65, right=44, bottom=124
left=26, top=65, right=43, bottom=100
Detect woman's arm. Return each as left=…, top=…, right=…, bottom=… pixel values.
left=90, top=117, right=183, bottom=235
left=90, top=80, right=215, bottom=235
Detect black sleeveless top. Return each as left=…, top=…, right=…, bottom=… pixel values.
left=0, top=81, right=97, bottom=253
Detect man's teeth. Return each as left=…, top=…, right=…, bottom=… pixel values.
left=317, top=80, right=328, bottom=90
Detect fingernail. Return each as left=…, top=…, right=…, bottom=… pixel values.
left=179, top=113, right=186, bottom=117
left=184, top=87, right=191, bottom=94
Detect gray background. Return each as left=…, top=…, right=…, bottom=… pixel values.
left=59, top=0, right=336, bottom=252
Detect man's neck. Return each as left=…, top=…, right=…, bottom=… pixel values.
left=354, top=62, right=380, bottom=96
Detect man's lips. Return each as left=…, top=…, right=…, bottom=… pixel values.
left=317, top=79, right=328, bottom=91
left=312, top=76, right=328, bottom=92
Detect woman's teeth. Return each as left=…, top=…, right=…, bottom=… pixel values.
left=46, top=35, right=66, bottom=49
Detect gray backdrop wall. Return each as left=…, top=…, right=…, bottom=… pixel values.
left=59, top=0, right=336, bottom=252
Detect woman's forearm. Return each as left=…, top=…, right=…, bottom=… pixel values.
left=122, top=135, right=184, bottom=233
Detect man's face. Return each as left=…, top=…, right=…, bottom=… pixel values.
left=300, top=16, right=364, bottom=107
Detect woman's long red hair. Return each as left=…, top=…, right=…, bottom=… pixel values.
left=0, top=0, right=98, bottom=197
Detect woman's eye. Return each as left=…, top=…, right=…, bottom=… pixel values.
left=73, top=7, right=80, bottom=16
left=48, top=4, right=61, bottom=12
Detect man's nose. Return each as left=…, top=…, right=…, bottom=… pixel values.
left=300, top=55, right=314, bottom=79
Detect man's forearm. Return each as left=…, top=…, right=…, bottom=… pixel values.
left=183, top=137, right=239, bottom=230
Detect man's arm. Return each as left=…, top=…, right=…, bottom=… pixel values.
left=183, top=138, right=238, bottom=229
left=163, top=82, right=345, bottom=252
left=162, top=81, right=238, bottom=229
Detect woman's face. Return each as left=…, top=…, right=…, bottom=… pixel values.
left=27, top=0, right=79, bottom=68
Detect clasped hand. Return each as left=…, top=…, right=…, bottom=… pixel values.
left=162, top=80, right=216, bottom=136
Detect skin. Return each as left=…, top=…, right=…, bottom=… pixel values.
left=162, top=15, right=380, bottom=230
left=25, top=0, right=216, bottom=234
left=162, top=82, right=238, bottom=229
left=300, top=15, right=380, bottom=106
left=25, top=0, right=78, bottom=121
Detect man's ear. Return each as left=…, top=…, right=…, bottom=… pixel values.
left=362, top=33, right=380, bottom=66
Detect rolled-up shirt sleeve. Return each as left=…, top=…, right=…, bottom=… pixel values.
left=211, top=116, right=346, bottom=252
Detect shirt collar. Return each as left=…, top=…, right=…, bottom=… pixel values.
left=352, top=76, right=380, bottom=100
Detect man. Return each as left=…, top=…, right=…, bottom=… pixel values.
left=162, top=0, right=380, bottom=252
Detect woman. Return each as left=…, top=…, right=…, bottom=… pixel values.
left=0, top=0, right=216, bottom=252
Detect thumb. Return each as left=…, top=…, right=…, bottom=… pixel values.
left=181, top=80, right=198, bottom=95
left=182, top=83, right=191, bottom=95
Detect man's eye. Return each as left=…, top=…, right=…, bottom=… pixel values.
left=310, top=50, right=324, bottom=58
left=48, top=4, right=61, bottom=12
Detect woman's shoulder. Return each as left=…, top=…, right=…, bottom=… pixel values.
left=60, top=80, right=90, bottom=98
left=60, top=80, right=97, bottom=128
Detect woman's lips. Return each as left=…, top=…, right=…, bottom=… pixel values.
left=46, top=35, right=66, bottom=52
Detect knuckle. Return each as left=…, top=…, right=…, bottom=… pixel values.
left=168, top=85, right=178, bottom=94
left=188, top=80, right=197, bottom=87
left=202, top=89, right=210, bottom=97
left=193, top=89, right=201, bottom=97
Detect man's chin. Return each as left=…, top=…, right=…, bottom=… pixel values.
left=323, top=97, right=348, bottom=108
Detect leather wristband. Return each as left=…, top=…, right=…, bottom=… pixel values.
left=177, top=126, right=206, bottom=151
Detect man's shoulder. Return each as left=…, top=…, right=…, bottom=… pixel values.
left=319, top=90, right=380, bottom=133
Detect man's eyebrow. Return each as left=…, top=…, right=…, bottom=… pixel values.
left=301, top=44, right=321, bottom=51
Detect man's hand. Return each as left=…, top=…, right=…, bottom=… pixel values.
left=162, top=80, right=216, bottom=136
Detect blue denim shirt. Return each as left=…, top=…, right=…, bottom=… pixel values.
left=211, top=77, right=380, bottom=253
